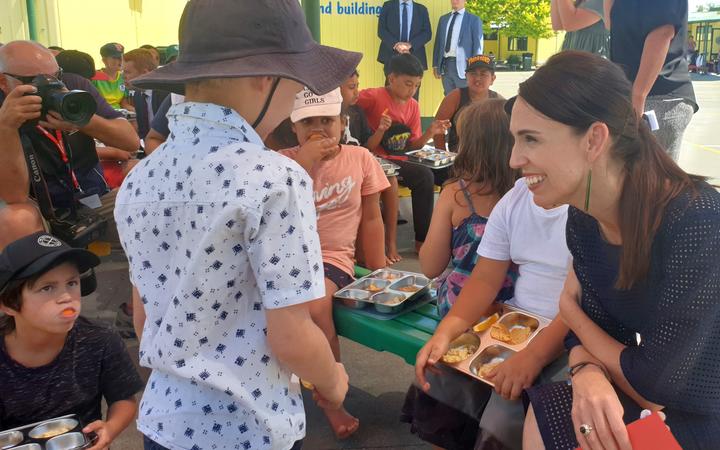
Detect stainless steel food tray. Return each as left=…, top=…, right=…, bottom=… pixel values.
left=405, top=148, right=457, bottom=167
left=0, top=415, right=98, bottom=450
left=441, top=305, right=552, bottom=387
left=333, top=269, right=431, bottom=314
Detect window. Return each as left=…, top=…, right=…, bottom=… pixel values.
left=508, top=37, right=528, bottom=51
left=483, top=32, right=498, bottom=41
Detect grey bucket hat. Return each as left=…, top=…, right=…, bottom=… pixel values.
left=132, top=0, right=362, bottom=95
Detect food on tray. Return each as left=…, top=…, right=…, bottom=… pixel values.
left=477, top=357, right=505, bottom=378
left=509, top=325, right=532, bottom=344
left=490, top=323, right=511, bottom=342
left=441, top=344, right=478, bottom=363
left=36, top=427, right=73, bottom=439
left=490, top=323, right=532, bottom=344
left=398, top=285, right=420, bottom=293
left=473, top=312, right=500, bottom=332
left=366, top=283, right=384, bottom=292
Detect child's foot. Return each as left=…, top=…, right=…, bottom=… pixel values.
left=323, top=406, right=360, bottom=439
left=385, top=247, right=402, bottom=265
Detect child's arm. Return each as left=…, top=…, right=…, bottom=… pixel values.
left=416, top=257, right=512, bottom=390
left=83, top=397, right=138, bottom=450
left=365, top=109, right=391, bottom=153
left=484, top=318, right=568, bottom=400
left=419, top=185, right=455, bottom=278
left=96, top=146, right=133, bottom=161
left=359, top=192, right=386, bottom=269
left=408, top=119, right=450, bottom=150
left=432, top=91, right=461, bottom=150
left=131, top=285, right=145, bottom=340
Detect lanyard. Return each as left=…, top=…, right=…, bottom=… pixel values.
left=36, top=126, right=82, bottom=191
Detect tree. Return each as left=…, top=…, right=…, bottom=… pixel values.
left=467, top=0, right=553, bottom=38
left=697, top=3, right=720, bottom=11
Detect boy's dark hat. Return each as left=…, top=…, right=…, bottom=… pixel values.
left=132, top=0, right=363, bottom=95
left=465, top=54, right=495, bottom=72
left=0, top=233, right=100, bottom=297
left=100, top=42, right=124, bottom=58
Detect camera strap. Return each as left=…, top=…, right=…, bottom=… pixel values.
left=35, top=126, right=82, bottom=192
left=20, top=134, right=57, bottom=220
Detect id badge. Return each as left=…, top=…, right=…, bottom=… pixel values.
left=78, top=193, right=102, bottom=209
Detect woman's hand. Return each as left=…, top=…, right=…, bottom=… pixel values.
left=415, top=332, right=452, bottom=392
left=571, top=365, right=632, bottom=450
left=485, top=348, right=544, bottom=400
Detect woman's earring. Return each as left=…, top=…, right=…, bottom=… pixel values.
left=584, top=168, right=593, bottom=212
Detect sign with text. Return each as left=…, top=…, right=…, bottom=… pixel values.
left=320, top=0, right=384, bottom=16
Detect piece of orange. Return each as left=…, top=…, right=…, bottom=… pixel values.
left=473, top=312, right=500, bottom=333
left=300, top=379, right=315, bottom=390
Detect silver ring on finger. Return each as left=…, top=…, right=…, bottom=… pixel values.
left=579, top=423, right=593, bottom=436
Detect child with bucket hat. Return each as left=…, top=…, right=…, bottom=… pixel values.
left=0, top=232, right=143, bottom=448
left=279, top=87, right=390, bottom=438
left=118, top=0, right=361, bottom=449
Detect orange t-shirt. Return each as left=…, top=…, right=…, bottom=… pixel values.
left=279, top=144, right=390, bottom=276
left=356, top=87, right=422, bottom=158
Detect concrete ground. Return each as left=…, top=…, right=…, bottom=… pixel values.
left=83, top=71, right=718, bottom=450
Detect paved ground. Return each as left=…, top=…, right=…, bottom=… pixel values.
left=83, top=71, right=718, bottom=450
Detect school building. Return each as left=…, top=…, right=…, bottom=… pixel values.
left=689, top=10, right=720, bottom=63
left=1, top=0, right=564, bottom=117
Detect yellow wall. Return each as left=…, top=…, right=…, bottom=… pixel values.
left=19, top=0, right=184, bottom=65
left=5, top=0, right=563, bottom=117
left=320, top=0, right=447, bottom=117
left=689, top=21, right=720, bottom=59
left=319, top=1, right=563, bottom=117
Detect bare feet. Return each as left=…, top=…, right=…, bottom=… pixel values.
left=414, top=240, right=423, bottom=254
left=385, top=244, right=402, bottom=265
left=323, top=406, right=360, bottom=439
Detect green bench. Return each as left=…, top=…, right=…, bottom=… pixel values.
left=333, top=266, right=441, bottom=365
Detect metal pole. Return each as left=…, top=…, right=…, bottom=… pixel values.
left=302, top=0, right=321, bottom=42
left=26, top=0, right=38, bottom=41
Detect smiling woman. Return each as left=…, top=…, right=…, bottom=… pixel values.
left=512, top=51, right=720, bottom=450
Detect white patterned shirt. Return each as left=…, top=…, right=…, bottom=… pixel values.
left=115, top=102, right=325, bottom=450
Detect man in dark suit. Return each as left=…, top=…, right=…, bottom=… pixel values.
left=432, top=0, right=484, bottom=95
left=377, top=0, right=432, bottom=79
left=123, top=48, right=169, bottom=139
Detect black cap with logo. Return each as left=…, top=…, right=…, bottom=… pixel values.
left=0, top=232, right=100, bottom=297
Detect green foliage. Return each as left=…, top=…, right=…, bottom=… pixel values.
left=696, top=3, right=720, bottom=12
left=467, top=0, right=553, bottom=38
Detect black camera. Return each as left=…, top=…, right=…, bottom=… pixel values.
left=28, top=75, right=97, bottom=127
left=48, top=207, right=108, bottom=249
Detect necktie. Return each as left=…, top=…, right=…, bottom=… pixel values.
left=445, top=12, right=459, bottom=53
left=401, top=2, right=409, bottom=43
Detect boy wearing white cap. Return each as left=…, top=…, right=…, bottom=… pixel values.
left=279, top=87, right=390, bottom=439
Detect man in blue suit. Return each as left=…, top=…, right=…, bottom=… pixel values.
left=377, top=0, right=432, bottom=76
left=432, top=0, right=484, bottom=95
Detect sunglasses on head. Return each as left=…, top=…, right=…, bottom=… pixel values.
left=2, top=68, right=63, bottom=85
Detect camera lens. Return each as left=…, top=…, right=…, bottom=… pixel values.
left=51, top=91, right=97, bottom=127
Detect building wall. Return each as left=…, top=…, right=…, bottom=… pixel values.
left=6, top=0, right=563, bottom=117
left=16, top=0, right=184, bottom=65
left=689, top=21, right=720, bottom=60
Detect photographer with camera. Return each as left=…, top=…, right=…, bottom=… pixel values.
left=0, top=41, right=140, bottom=249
